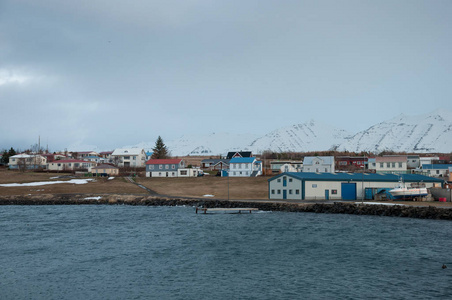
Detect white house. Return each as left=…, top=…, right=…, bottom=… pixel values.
left=374, top=156, right=407, bottom=174
left=111, top=148, right=146, bottom=167
left=47, top=159, right=96, bottom=172
left=421, top=164, right=452, bottom=178
left=280, top=162, right=303, bottom=173
left=420, top=156, right=440, bottom=166
left=302, top=156, right=335, bottom=173
left=270, top=161, right=303, bottom=174
left=178, top=167, right=202, bottom=177
left=228, top=157, right=262, bottom=177
left=8, top=154, right=47, bottom=170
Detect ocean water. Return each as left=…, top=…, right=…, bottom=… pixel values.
left=1, top=205, right=451, bottom=299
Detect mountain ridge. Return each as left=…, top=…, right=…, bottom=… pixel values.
left=129, top=110, right=452, bottom=156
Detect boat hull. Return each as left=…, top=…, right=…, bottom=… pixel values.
left=389, top=188, right=428, bottom=199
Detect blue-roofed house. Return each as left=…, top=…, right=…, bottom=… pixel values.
left=268, top=172, right=443, bottom=201
left=229, top=157, right=262, bottom=177
left=302, top=156, right=335, bottom=173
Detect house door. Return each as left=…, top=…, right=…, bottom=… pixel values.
left=166, top=172, right=169, bottom=177
left=325, top=190, right=329, bottom=200
left=283, top=190, right=287, bottom=200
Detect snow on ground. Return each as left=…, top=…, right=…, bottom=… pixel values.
left=203, top=194, right=214, bottom=197
left=84, top=196, right=102, bottom=200
left=108, top=177, right=115, bottom=180
left=0, top=179, right=94, bottom=187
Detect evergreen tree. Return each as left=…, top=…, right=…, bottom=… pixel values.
left=151, top=136, right=169, bottom=159
left=1, top=150, right=7, bottom=164
left=2, top=147, right=16, bottom=164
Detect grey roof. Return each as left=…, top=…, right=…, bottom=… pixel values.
left=201, top=158, right=230, bottom=165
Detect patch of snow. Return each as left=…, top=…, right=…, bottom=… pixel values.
left=203, top=194, right=215, bottom=197
left=85, top=196, right=102, bottom=200
left=108, top=177, right=115, bottom=180
left=0, top=179, right=94, bottom=187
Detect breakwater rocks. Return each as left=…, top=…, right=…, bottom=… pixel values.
left=0, top=194, right=452, bottom=220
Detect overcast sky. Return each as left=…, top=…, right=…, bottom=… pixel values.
left=1, top=0, right=451, bottom=151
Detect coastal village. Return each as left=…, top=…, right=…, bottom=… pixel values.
left=1, top=144, right=452, bottom=203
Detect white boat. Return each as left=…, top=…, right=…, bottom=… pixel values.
left=389, top=180, right=428, bottom=199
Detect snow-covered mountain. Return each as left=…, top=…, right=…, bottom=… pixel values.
left=337, top=110, right=452, bottom=153
left=165, top=132, right=259, bottom=156
left=248, top=120, right=352, bottom=153
left=128, top=110, right=452, bottom=156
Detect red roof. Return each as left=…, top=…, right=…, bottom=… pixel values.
left=146, top=159, right=182, bottom=165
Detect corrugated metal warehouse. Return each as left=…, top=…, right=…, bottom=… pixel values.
left=268, top=173, right=444, bottom=201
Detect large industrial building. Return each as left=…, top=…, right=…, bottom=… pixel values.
left=268, top=172, right=444, bottom=201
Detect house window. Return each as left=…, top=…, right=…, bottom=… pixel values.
left=295, top=190, right=300, bottom=194
left=277, top=190, right=281, bottom=194
left=289, top=178, right=293, bottom=182
left=277, top=179, right=281, bottom=182
left=172, top=165, right=175, bottom=169
left=289, top=190, right=292, bottom=194
left=372, top=163, right=376, bottom=167
left=245, top=163, right=249, bottom=168
left=149, top=165, right=154, bottom=170
left=436, top=170, right=440, bottom=174
left=271, top=190, right=275, bottom=194
left=312, top=184, right=317, bottom=188
left=124, top=156, right=130, bottom=160
left=133, top=156, right=136, bottom=160
left=392, top=163, right=395, bottom=168
left=380, top=163, right=384, bottom=168
left=172, top=172, right=176, bottom=176
left=233, top=172, right=236, bottom=175
left=399, top=162, right=402, bottom=168
left=324, top=168, right=327, bottom=172
left=165, top=165, right=169, bottom=169
left=332, top=190, right=337, bottom=194
left=246, top=172, right=249, bottom=175
left=180, top=170, right=187, bottom=175
left=387, top=163, right=390, bottom=168
left=159, top=165, right=163, bottom=169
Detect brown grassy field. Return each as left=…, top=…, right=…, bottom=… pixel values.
left=135, top=175, right=269, bottom=199
left=0, top=168, right=268, bottom=199
left=0, top=169, right=146, bottom=196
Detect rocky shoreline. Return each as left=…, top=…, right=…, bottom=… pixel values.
left=1, top=194, right=452, bottom=220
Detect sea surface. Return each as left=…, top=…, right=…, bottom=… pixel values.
left=1, top=205, right=451, bottom=299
